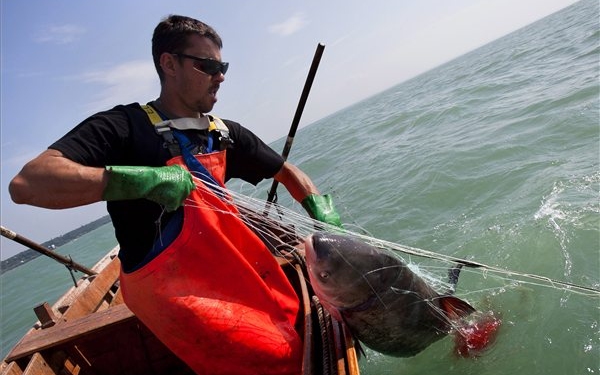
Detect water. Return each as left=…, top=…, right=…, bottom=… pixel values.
left=0, top=224, right=117, bottom=358
left=1, top=0, right=598, bottom=373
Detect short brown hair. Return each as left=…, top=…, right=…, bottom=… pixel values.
left=152, top=15, right=223, bottom=82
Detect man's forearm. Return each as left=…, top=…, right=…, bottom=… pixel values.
left=274, top=161, right=319, bottom=203
left=9, top=149, right=107, bottom=209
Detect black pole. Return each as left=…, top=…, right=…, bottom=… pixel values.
left=1, top=225, right=97, bottom=276
left=266, top=43, right=325, bottom=205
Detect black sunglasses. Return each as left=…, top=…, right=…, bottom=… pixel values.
left=173, top=53, right=229, bottom=76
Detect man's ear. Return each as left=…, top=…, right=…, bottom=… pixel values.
left=160, top=52, right=178, bottom=78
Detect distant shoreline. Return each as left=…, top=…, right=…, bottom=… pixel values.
left=0, top=216, right=112, bottom=273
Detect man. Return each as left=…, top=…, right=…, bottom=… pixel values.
left=9, top=15, right=341, bottom=374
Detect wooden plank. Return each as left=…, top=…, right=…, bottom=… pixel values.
left=109, top=287, right=124, bottom=307
left=60, top=258, right=121, bottom=321
left=6, top=304, right=135, bottom=362
left=46, top=351, right=81, bottom=375
left=342, top=323, right=360, bottom=375
left=0, top=361, right=23, bottom=375
left=22, top=353, right=54, bottom=375
left=33, top=303, right=57, bottom=329
left=61, top=348, right=87, bottom=375
left=295, top=265, right=314, bottom=375
left=332, top=319, right=347, bottom=375
left=75, top=320, right=151, bottom=375
left=132, top=324, right=194, bottom=374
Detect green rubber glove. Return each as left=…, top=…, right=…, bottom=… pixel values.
left=103, top=165, right=194, bottom=211
left=301, top=194, right=343, bottom=228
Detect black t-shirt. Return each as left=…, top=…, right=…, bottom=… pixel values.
left=50, top=103, right=284, bottom=270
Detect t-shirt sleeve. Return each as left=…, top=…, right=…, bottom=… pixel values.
left=224, top=120, right=284, bottom=185
left=49, top=108, right=131, bottom=167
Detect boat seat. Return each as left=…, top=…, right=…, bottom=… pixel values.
left=5, top=303, right=135, bottom=362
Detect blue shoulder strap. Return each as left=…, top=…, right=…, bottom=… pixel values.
left=171, top=130, right=222, bottom=191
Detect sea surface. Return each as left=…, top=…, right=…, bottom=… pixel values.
left=1, top=1, right=598, bottom=373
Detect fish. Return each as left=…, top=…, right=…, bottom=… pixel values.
left=304, top=232, right=477, bottom=357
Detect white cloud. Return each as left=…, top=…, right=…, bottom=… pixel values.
left=35, top=24, right=86, bottom=45
left=76, top=60, right=160, bottom=112
left=268, top=12, right=308, bottom=36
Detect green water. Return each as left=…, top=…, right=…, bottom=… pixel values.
left=266, top=1, right=599, bottom=373
left=0, top=224, right=117, bottom=357
left=1, top=1, right=598, bottom=373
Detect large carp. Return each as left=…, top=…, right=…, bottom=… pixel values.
left=304, top=232, right=476, bottom=357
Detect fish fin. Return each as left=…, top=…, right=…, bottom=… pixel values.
left=338, top=314, right=366, bottom=359
left=354, top=339, right=367, bottom=359
left=446, top=263, right=464, bottom=294
left=439, top=295, right=476, bottom=319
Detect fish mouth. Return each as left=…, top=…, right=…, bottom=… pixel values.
left=304, top=232, right=334, bottom=263
left=303, top=234, right=317, bottom=263
left=303, top=234, right=343, bottom=315
left=303, top=233, right=335, bottom=282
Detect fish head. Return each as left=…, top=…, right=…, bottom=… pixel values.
left=305, top=232, right=402, bottom=311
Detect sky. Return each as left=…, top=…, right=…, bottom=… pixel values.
left=0, top=0, right=580, bottom=259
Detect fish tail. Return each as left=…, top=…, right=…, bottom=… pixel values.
left=439, top=295, right=476, bottom=320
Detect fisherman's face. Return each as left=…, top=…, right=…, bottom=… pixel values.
left=171, top=35, right=226, bottom=115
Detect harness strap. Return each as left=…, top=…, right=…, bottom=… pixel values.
left=206, top=115, right=232, bottom=152
left=140, top=104, right=232, bottom=155
left=139, top=104, right=224, bottom=196
left=140, top=104, right=163, bottom=124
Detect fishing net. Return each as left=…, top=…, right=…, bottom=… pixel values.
left=181, top=177, right=599, bottom=359
left=184, top=176, right=600, bottom=298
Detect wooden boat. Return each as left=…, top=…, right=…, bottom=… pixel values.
left=0, top=243, right=360, bottom=375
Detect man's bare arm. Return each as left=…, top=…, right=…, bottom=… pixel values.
left=9, top=149, right=108, bottom=209
left=273, top=161, right=320, bottom=203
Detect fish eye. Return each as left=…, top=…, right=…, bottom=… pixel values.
left=320, top=271, right=330, bottom=279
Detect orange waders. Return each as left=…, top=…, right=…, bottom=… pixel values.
left=119, top=148, right=303, bottom=375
